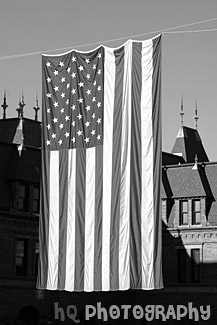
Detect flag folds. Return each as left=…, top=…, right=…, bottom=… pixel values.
left=37, top=35, right=163, bottom=291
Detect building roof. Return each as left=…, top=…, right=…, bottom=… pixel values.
left=161, top=161, right=217, bottom=226
left=171, top=126, right=209, bottom=163
left=0, top=118, right=41, bottom=148
left=162, top=151, right=185, bottom=165
left=162, top=164, right=213, bottom=199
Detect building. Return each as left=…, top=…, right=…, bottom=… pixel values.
left=0, top=96, right=217, bottom=324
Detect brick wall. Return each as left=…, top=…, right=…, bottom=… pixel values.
left=0, top=229, right=14, bottom=277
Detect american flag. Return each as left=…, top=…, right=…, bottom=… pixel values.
left=37, top=35, right=163, bottom=292
left=43, top=48, right=103, bottom=149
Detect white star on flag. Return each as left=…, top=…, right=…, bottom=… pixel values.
left=91, top=129, right=96, bottom=135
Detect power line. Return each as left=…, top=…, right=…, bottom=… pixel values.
left=0, top=17, right=217, bottom=60
left=164, top=28, right=217, bottom=34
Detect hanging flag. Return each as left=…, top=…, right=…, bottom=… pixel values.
left=37, top=35, right=163, bottom=292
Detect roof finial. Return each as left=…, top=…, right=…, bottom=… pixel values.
left=194, top=99, right=199, bottom=130
left=180, top=95, right=184, bottom=127
left=33, top=92, right=40, bottom=121
left=192, top=154, right=198, bottom=170
left=1, top=89, right=8, bottom=119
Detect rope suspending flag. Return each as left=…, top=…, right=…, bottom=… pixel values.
left=37, top=34, right=163, bottom=291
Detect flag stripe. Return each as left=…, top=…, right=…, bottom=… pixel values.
left=141, top=38, right=155, bottom=288
left=102, top=47, right=115, bottom=291
left=118, top=41, right=132, bottom=290
left=74, top=148, right=86, bottom=291
left=152, top=36, right=163, bottom=288
left=47, top=150, right=59, bottom=289
left=129, top=41, right=142, bottom=288
left=65, top=149, right=76, bottom=291
left=94, top=145, right=103, bottom=291
left=57, top=150, right=68, bottom=289
left=109, top=46, right=124, bottom=290
left=84, top=147, right=95, bottom=291
left=37, top=150, right=50, bottom=289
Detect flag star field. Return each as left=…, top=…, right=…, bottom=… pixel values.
left=43, top=48, right=103, bottom=150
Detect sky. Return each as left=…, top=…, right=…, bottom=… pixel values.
left=0, top=0, right=217, bottom=160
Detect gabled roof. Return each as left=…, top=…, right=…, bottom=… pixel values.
left=0, top=118, right=41, bottom=148
left=171, top=126, right=209, bottom=163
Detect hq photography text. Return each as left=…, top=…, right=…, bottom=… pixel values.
left=54, top=301, right=211, bottom=322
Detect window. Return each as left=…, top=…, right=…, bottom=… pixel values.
left=192, top=200, right=201, bottom=225
left=177, top=247, right=201, bottom=284
left=34, top=241, right=39, bottom=277
left=191, top=249, right=200, bottom=283
left=33, top=185, right=40, bottom=214
left=15, top=238, right=29, bottom=276
left=177, top=249, right=187, bottom=283
left=180, top=200, right=188, bottom=225
left=16, top=182, right=40, bottom=214
left=18, top=183, right=29, bottom=212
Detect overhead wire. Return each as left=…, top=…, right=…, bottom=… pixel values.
left=0, top=17, right=217, bottom=60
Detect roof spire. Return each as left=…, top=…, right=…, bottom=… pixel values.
left=180, top=95, right=184, bottom=127
left=21, top=89, right=24, bottom=104
left=33, top=92, right=40, bottom=121
left=1, top=89, right=8, bottom=119
left=16, top=93, right=25, bottom=118
left=194, top=99, right=199, bottom=130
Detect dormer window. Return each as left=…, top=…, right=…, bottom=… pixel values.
left=18, top=183, right=30, bottom=212
left=13, top=181, right=40, bottom=214
left=32, top=185, right=40, bottom=214
left=192, top=199, right=201, bottom=225
left=178, top=198, right=202, bottom=227
left=180, top=200, right=188, bottom=225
